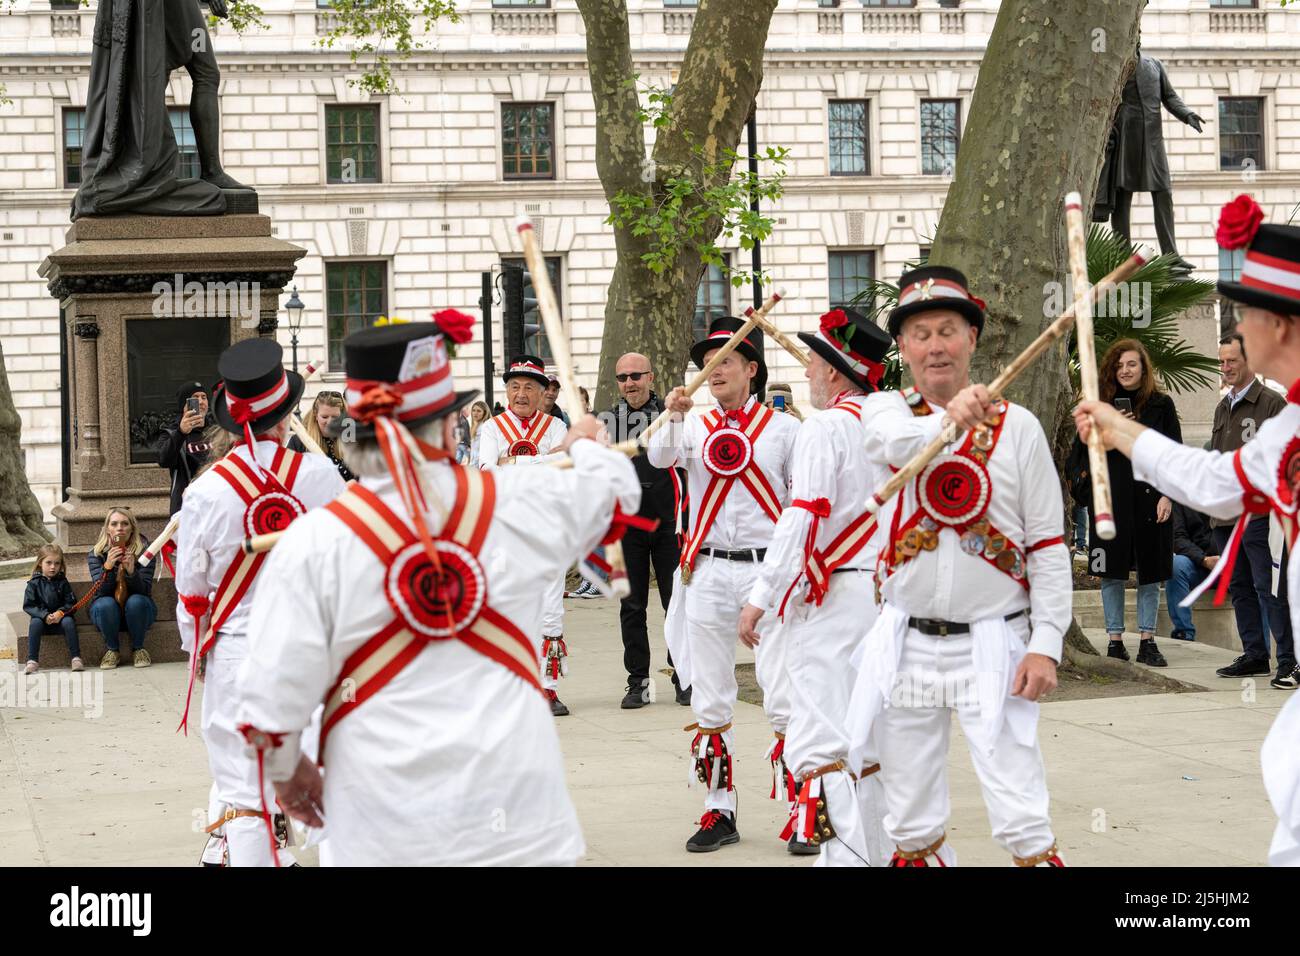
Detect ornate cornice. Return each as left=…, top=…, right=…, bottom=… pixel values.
left=47, top=269, right=295, bottom=300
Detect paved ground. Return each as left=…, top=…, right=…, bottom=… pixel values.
left=0, top=576, right=1286, bottom=866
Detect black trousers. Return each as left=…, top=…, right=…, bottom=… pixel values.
left=619, top=525, right=681, bottom=684
left=1112, top=188, right=1179, bottom=258
left=1212, top=522, right=1295, bottom=669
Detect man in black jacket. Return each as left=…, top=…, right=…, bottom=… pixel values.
left=1168, top=502, right=1221, bottom=643
left=157, top=380, right=213, bottom=515
left=606, top=352, right=688, bottom=709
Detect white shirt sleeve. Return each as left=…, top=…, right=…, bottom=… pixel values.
left=1131, top=427, right=1252, bottom=522
left=646, top=413, right=690, bottom=470
left=1016, top=414, right=1071, bottom=661
left=862, top=392, right=946, bottom=469
left=174, top=484, right=218, bottom=655
left=477, top=420, right=505, bottom=471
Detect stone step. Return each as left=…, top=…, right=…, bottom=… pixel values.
left=1071, top=586, right=1243, bottom=654
left=7, top=613, right=185, bottom=668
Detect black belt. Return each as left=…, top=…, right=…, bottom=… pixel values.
left=699, top=547, right=767, bottom=562
left=907, top=609, right=1027, bottom=637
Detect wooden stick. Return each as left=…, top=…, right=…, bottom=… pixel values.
left=139, top=514, right=180, bottom=567
left=744, top=305, right=809, bottom=368
left=288, top=414, right=325, bottom=456
left=242, top=531, right=282, bottom=555
left=864, top=245, right=1151, bottom=515
left=517, top=216, right=632, bottom=599
left=1065, top=191, right=1116, bottom=540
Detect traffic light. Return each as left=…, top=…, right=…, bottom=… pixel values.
left=501, top=262, right=541, bottom=360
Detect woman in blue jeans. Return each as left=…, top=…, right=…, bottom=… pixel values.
left=86, top=508, right=157, bottom=669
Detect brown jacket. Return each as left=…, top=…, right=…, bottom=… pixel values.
left=1209, top=378, right=1287, bottom=526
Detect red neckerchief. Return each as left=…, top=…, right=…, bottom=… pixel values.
left=1287, top=378, right=1300, bottom=405
left=719, top=397, right=755, bottom=429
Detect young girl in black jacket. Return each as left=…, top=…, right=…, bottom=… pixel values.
left=22, top=544, right=81, bottom=674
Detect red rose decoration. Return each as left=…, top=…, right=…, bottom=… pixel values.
left=820, top=309, right=849, bottom=335
left=1216, top=194, right=1265, bottom=250
left=432, top=309, right=475, bottom=344
left=969, top=296, right=986, bottom=311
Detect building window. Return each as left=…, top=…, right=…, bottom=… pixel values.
left=829, top=251, right=876, bottom=311
left=920, top=99, right=960, bottom=176
left=1210, top=0, right=1257, bottom=7
left=1218, top=247, right=1246, bottom=283
left=828, top=100, right=870, bottom=176
left=63, top=108, right=84, bottom=187
left=325, top=105, right=382, bottom=184
left=863, top=0, right=917, bottom=6
left=663, top=0, right=698, bottom=5
left=817, top=0, right=839, bottom=6
left=694, top=259, right=732, bottom=341
left=168, top=108, right=201, bottom=180
left=501, top=256, right=560, bottom=362
left=49, top=0, right=80, bottom=8
left=494, top=0, right=550, bottom=5
left=326, top=261, right=388, bottom=367
left=502, top=103, right=555, bottom=181
left=1219, top=97, right=1264, bottom=172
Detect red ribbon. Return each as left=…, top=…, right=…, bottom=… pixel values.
left=778, top=498, right=832, bottom=617
left=177, top=593, right=211, bottom=736
left=351, top=384, right=404, bottom=424
left=238, top=724, right=287, bottom=869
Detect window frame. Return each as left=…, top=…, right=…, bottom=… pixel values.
left=919, top=98, right=961, bottom=177
left=693, top=256, right=734, bottom=342
left=323, top=103, right=384, bottom=185
left=828, top=99, right=872, bottom=177
left=324, top=259, right=391, bottom=369
left=62, top=106, right=85, bottom=189
left=1218, top=95, right=1266, bottom=173
left=827, top=249, right=878, bottom=313
left=501, top=101, right=558, bottom=182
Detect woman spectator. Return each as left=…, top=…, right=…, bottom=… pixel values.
left=454, top=408, right=472, bottom=464
left=22, top=544, right=81, bottom=673
left=1068, top=338, right=1181, bottom=667
left=157, top=381, right=213, bottom=516
left=87, top=507, right=158, bottom=669
left=288, top=391, right=356, bottom=482
left=467, top=400, right=492, bottom=467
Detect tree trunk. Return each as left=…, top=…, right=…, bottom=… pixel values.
left=576, top=0, right=779, bottom=412
left=0, top=341, right=52, bottom=557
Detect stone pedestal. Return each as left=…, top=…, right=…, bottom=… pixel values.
left=1173, top=298, right=1223, bottom=449
left=38, top=214, right=306, bottom=551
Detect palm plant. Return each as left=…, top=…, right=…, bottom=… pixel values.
left=847, top=226, right=1218, bottom=394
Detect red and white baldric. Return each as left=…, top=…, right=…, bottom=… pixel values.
left=493, top=410, right=554, bottom=458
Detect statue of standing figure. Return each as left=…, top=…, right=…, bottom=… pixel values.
left=72, top=0, right=253, bottom=219
left=1094, top=45, right=1205, bottom=273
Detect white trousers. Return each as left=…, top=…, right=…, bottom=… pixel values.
left=785, top=571, right=889, bottom=866
left=682, top=553, right=791, bottom=812
left=202, top=652, right=278, bottom=867
left=541, top=571, right=565, bottom=691
left=876, top=622, right=1056, bottom=862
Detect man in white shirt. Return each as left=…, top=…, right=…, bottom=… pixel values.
left=477, top=354, right=573, bottom=716
left=847, top=266, right=1071, bottom=867
left=235, top=317, right=640, bottom=865
left=739, top=307, right=895, bottom=863
left=175, top=336, right=347, bottom=866
left=648, top=316, right=799, bottom=853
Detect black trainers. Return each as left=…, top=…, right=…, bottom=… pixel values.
left=675, top=683, right=692, bottom=706
left=1136, top=639, right=1167, bottom=667
left=1170, top=629, right=1195, bottom=642
left=546, top=690, right=570, bottom=717
left=787, top=833, right=820, bottom=856
left=685, top=810, right=739, bottom=852
left=1271, top=665, right=1300, bottom=690
left=1106, top=640, right=1130, bottom=662
left=620, top=678, right=651, bottom=710
left=1216, top=655, right=1271, bottom=678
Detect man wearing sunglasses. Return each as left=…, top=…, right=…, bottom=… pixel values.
left=605, top=353, right=689, bottom=710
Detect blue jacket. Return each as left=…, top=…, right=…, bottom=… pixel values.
left=23, top=572, right=76, bottom=619
left=86, top=535, right=155, bottom=598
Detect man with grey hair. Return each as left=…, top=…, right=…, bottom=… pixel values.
left=237, top=316, right=640, bottom=865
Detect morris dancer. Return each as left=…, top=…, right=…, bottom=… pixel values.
left=477, top=353, right=573, bottom=716
left=739, top=307, right=894, bottom=863
left=234, top=317, right=640, bottom=865
left=847, top=266, right=1071, bottom=867
left=1075, top=196, right=1300, bottom=864
left=648, top=316, right=799, bottom=853
left=175, top=337, right=346, bottom=867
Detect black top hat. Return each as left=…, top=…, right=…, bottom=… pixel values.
left=690, top=316, right=768, bottom=397
left=503, top=354, right=550, bottom=388
left=332, top=318, right=479, bottom=441
left=213, top=338, right=304, bottom=437
left=886, top=266, right=986, bottom=339
left=1215, top=195, right=1300, bottom=317
left=798, top=307, right=893, bottom=392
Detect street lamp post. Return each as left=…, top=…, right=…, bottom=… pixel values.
left=283, top=285, right=305, bottom=373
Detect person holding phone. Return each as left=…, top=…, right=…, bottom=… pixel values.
left=157, top=380, right=213, bottom=516
left=1067, top=338, right=1181, bottom=666
left=766, top=382, right=804, bottom=422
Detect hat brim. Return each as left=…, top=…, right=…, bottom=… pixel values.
left=328, top=388, right=481, bottom=441
left=503, top=370, right=550, bottom=388
left=887, top=298, right=985, bottom=339
left=1217, top=279, right=1300, bottom=318
left=797, top=332, right=879, bottom=393
left=689, top=338, right=765, bottom=373
left=214, top=369, right=306, bottom=436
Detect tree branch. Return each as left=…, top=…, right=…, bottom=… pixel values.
left=575, top=0, right=650, bottom=201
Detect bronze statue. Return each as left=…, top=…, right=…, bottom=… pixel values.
left=72, top=0, right=252, bottom=219
left=1094, top=46, right=1204, bottom=271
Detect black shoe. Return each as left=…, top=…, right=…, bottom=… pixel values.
left=1106, top=640, right=1130, bottom=662
left=685, top=811, right=739, bottom=852
left=1271, top=665, right=1300, bottom=690
left=1216, top=655, right=1271, bottom=678
left=546, top=691, right=570, bottom=717
left=675, top=684, right=692, bottom=706
left=1136, top=639, right=1167, bottom=667
left=1169, top=629, right=1195, bottom=642
left=787, top=833, right=820, bottom=856
left=620, top=678, right=651, bottom=709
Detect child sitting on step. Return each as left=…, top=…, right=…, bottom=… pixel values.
left=22, top=544, right=82, bottom=674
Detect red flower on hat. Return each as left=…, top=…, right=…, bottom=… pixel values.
left=820, top=309, right=849, bottom=334
left=431, top=309, right=475, bottom=345
left=970, top=295, right=986, bottom=311
left=1216, top=194, right=1265, bottom=250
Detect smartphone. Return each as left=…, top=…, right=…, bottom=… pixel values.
left=1114, top=397, right=1133, bottom=414
left=772, top=394, right=786, bottom=411
left=186, top=397, right=201, bottom=416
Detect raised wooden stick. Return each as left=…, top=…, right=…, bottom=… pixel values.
left=517, top=216, right=632, bottom=599
left=1065, top=191, right=1116, bottom=540
left=139, top=513, right=181, bottom=568
left=288, top=414, right=325, bottom=456
left=743, top=304, right=809, bottom=368
left=243, top=531, right=281, bottom=555
left=865, top=245, right=1151, bottom=515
